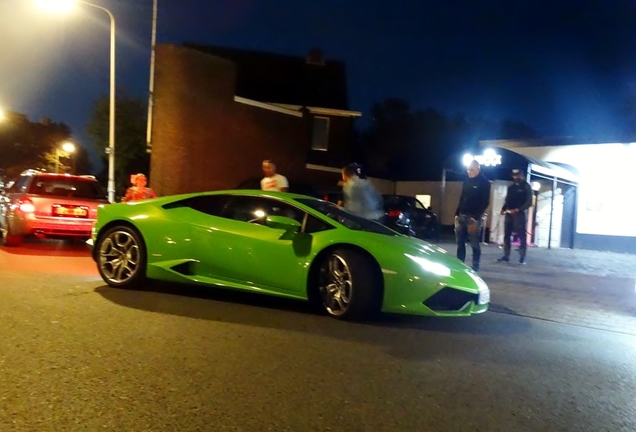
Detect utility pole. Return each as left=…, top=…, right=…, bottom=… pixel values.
left=146, top=0, right=158, bottom=154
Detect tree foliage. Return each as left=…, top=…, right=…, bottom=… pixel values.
left=87, top=91, right=149, bottom=194
left=0, top=111, right=75, bottom=179
left=40, top=144, right=93, bottom=175
left=356, top=98, right=538, bottom=181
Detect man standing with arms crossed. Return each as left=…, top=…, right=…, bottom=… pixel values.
left=497, top=168, right=533, bottom=265
left=454, top=160, right=491, bottom=272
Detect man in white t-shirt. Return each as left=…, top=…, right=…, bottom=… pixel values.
left=260, top=159, right=289, bottom=192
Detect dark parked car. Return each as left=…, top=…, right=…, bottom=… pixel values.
left=382, top=194, right=439, bottom=241
left=321, top=191, right=342, bottom=204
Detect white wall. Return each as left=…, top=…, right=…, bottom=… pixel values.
left=395, top=181, right=464, bottom=225
left=390, top=180, right=499, bottom=227
left=367, top=176, right=396, bottom=195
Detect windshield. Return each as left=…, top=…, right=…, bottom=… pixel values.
left=296, top=198, right=397, bottom=236
left=28, top=176, right=108, bottom=200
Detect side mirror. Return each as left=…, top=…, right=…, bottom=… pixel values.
left=266, top=215, right=301, bottom=232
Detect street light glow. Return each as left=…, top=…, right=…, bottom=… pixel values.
left=35, top=0, right=77, bottom=13
left=0, top=109, right=4, bottom=121
left=61, top=142, right=76, bottom=153
left=462, top=150, right=502, bottom=167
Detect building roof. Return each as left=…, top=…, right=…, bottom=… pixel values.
left=480, top=137, right=578, bottom=148
left=183, top=43, right=350, bottom=110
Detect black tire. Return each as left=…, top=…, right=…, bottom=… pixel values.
left=315, top=248, right=383, bottom=321
left=4, top=234, right=23, bottom=247
left=95, top=225, right=147, bottom=288
left=2, top=223, right=23, bottom=247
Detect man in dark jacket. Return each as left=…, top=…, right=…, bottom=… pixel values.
left=497, top=168, right=533, bottom=264
left=454, top=160, right=491, bottom=271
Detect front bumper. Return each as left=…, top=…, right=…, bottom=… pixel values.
left=86, top=226, right=97, bottom=257
left=382, top=273, right=490, bottom=317
left=383, top=295, right=489, bottom=317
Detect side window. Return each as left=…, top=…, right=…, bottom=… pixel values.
left=8, top=175, right=29, bottom=193
left=6, top=179, right=17, bottom=193
left=304, top=214, right=333, bottom=234
left=195, top=195, right=334, bottom=234
left=415, top=200, right=425, bottom=210
left=221, top=196, right=305, bottom=224
left=187, top=195, right=231, bottom=217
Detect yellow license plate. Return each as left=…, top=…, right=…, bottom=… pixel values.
left=55, top=206, right=88, bottom=217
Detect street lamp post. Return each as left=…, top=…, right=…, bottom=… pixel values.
left=38, top=0, right=116, bottom=202
left=83, top=1, right=116, bottom=202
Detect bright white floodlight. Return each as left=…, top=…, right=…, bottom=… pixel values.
left=35, top=0, right=77, bottom=14
left=483, top=148, right=496, bottom=158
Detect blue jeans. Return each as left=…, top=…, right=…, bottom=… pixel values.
left=454, top=214, right=482, bottom=269
left=503, top=212, right=527, bottom=261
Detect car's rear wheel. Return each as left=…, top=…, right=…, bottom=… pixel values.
left=1, top=224, right=23, bottom=247
left=96, top=225, right=146, bottom=288
left=317, top=249, right=382, bottom=320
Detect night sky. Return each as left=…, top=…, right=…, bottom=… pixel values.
left=2, top=0, right=636, bottom=168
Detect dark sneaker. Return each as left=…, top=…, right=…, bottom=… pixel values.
left=472, top=265, right=480, bottom=272
left=518, top=259, right=526, bottom=265
left=496, top=256, right=509, bottom=262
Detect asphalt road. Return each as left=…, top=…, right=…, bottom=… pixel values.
left=1, top=240, right=635, bottom=432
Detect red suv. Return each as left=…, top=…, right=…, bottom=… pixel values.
left=0, top=170, right=109, bottom=246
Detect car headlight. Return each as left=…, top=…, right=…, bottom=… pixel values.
left=405, top=254, right=451, bottom=277
left=467, top=271, right=490, bottom=305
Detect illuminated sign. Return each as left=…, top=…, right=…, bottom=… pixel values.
left=462, top=149, right=502, bottom=167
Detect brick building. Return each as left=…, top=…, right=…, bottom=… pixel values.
left=149, top=43, right=361, bottom=197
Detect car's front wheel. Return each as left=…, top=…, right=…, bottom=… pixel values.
left=96, top=225, right=146, bottom=288
left=317, top=249, right=382, bottom=320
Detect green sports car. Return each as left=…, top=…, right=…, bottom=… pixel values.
left=89, top=190, right=490, bottom=320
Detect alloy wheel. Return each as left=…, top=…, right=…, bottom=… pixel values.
left=319, top=253, right=353, bottom=316
left=99, top=229, right=141, bottom=284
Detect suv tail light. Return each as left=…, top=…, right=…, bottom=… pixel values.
left=387, top=210, right=402, bottom=218
left=18, top=198, right=35, bottom=213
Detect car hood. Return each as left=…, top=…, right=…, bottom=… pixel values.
left=359, top=233, right=485, bottom=290
left=386, top=235, right=466, bottom=269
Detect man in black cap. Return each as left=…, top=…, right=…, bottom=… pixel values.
left=497, top=168, right=533, bottom=264
left=454, top=159, right=491, bottom=271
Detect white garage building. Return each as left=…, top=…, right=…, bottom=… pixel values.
left=481, top=139, right=636, bottom=254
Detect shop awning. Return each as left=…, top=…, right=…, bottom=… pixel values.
left=526, top=159, right=579, bottom=184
